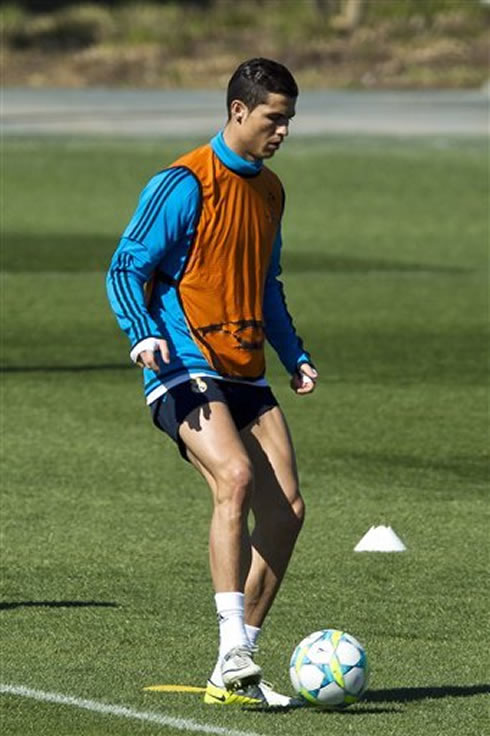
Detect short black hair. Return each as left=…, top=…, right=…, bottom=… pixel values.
left=226, top=58, right=298, bottom=117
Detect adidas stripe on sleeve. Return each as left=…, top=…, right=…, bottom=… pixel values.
left=106, top=167, right=200, bottom=349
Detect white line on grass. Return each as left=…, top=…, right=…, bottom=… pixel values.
left=0, top=683, right=265, bottom=736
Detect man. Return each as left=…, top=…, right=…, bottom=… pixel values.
left=106, top=58, right=317, bottom=707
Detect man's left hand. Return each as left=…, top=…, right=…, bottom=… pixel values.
left=290, top=363, right=318, bottom=395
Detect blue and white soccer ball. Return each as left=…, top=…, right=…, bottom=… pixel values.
left=289, top=629, right=369, bottom=708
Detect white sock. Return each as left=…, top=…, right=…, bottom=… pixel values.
left=210, top=593, right=251, bottom=688
left=245, top=624, right=261, bottom=650
left=215, top=592, right=249, bottom=659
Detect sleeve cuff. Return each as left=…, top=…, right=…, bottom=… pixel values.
left=296, top=354, right=313, bottom=371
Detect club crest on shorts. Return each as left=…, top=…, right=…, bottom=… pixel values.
left=190, top=377, right=208, bottom=393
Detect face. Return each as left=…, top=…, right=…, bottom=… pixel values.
left=230, top=92, right=296, bottom=161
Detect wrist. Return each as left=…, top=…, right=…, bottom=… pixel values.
left=296, top=360, right=317, bottom=374
left=130, top=337, right=161, bottom=364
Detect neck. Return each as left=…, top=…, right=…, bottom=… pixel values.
left=223, top=124, right=258, bottom=163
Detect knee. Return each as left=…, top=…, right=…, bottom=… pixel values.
left=283, top=493, right=305, bottom=537
left=292, top=494, right=305, bottom=529
left=252, top=492, right=305, bottom=555
left=215, top=458, right=254, bottom=508
left=257, top=492, right=305, bottom=539
left=276, top=492, right=305, bottom=539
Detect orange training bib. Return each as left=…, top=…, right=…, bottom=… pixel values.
left=170, top=144, right=283, bottom=379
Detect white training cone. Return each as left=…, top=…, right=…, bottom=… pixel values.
left=354, top=525, right=407, bottom=552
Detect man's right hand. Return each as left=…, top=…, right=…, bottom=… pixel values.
left=136, top=338, right=171, bottom=372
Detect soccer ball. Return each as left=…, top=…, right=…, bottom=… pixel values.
left=289, top=629, right=368, bottom=708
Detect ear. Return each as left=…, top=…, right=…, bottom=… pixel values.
left=230, top=99, right=248, bottom=124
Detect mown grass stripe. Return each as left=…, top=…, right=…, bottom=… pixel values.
left=0, top=683, right=265, bottom=736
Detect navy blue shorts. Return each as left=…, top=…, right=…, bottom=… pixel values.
left=150, top=378, right=278, bottom=460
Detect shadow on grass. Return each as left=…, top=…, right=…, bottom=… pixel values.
left=2, top=233, right=473, bottom=275
left=245, top=703, right=400, bottom=715
left=0, top=600, right=120, bottom=610
left=245, top=684, right=490, bottom=715
left=282, top=252, right=473, bottom=276
left=0, top=364, right=132, bottom=373
left=365, top=683, right=490, bottom=703
left=330, top=450, right=489, bottom=485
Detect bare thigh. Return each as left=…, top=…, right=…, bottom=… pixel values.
left=178, top=400, right=251, bottom=485
left=240, top=404, right=302, bottom=520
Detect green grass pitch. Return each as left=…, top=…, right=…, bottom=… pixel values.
left=1, top=135, right=488, bottom=736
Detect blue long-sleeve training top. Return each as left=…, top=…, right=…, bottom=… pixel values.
left=106, top=131, right=311, bottom=404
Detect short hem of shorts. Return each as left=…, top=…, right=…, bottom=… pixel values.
left=149, top=377, right=278, bottom=462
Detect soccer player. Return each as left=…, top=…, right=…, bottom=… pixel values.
left=106, top=58, right=317, bottom=706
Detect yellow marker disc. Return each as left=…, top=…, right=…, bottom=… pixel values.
left=143, top=684, right=206, bottom=693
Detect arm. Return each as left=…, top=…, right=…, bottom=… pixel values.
left=263, top=228, right=318, bottom=394
left=106, top=167, right=200, bottom=369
